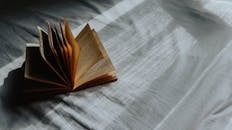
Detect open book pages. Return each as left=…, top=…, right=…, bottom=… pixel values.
left=24, top=19, right=117, bottom=96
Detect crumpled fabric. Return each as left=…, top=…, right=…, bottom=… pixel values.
left=1, top=0, right=232, bottom=129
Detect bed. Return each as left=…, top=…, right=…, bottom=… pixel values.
left=1, top=0, right=232, bottom=129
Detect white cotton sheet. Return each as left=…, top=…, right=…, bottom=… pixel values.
left=1, top=0, right=232, bottom=129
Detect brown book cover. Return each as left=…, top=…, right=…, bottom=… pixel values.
left=23, top=19, right=117, bottom=100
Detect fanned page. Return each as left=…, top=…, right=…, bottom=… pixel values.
left=38, top=26, right=68, bottom=85
left=24, top=20, right=117, bottom=97
left=75, top=29, right=117, bottom=89
left=63, top=19, right=81, bottom=86
left=25, top=20, right=81, bottom=89
left=73, top=24, right=104, bottom=88
left=24, top=44, right=67, bottom=88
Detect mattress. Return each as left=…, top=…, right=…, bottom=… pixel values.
left=1, top=0, right=232, bottom=129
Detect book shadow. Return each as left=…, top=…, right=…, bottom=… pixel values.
left=0, top=62, right=65, bottom=108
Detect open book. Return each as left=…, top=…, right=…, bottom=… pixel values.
left=24, top=19, right=117, bottom=97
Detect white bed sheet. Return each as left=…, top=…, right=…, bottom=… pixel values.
left=1, top=0, right=232, bottom=130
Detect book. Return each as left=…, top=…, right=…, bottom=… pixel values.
left=23, top=19, right=117, bottom=98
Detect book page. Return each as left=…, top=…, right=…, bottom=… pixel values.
left=74, top=24, right=104, bottom=87
left=48, top=23, right=70, bottom=84
left=24, top=44, right=67, bottom=87
left=37, top=27, right=67, bottom=84
left=59, top=22, right=73, bottom=82
left=51, top=26, right=71, bottom=83
left=77, top=72, right=117, bottom=90
left=63, top=19, right=80, bottom=86
left=76, top=29, right=117, bottom=88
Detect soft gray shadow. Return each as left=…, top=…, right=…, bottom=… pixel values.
left=0, top=63, right=64, bottom=107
